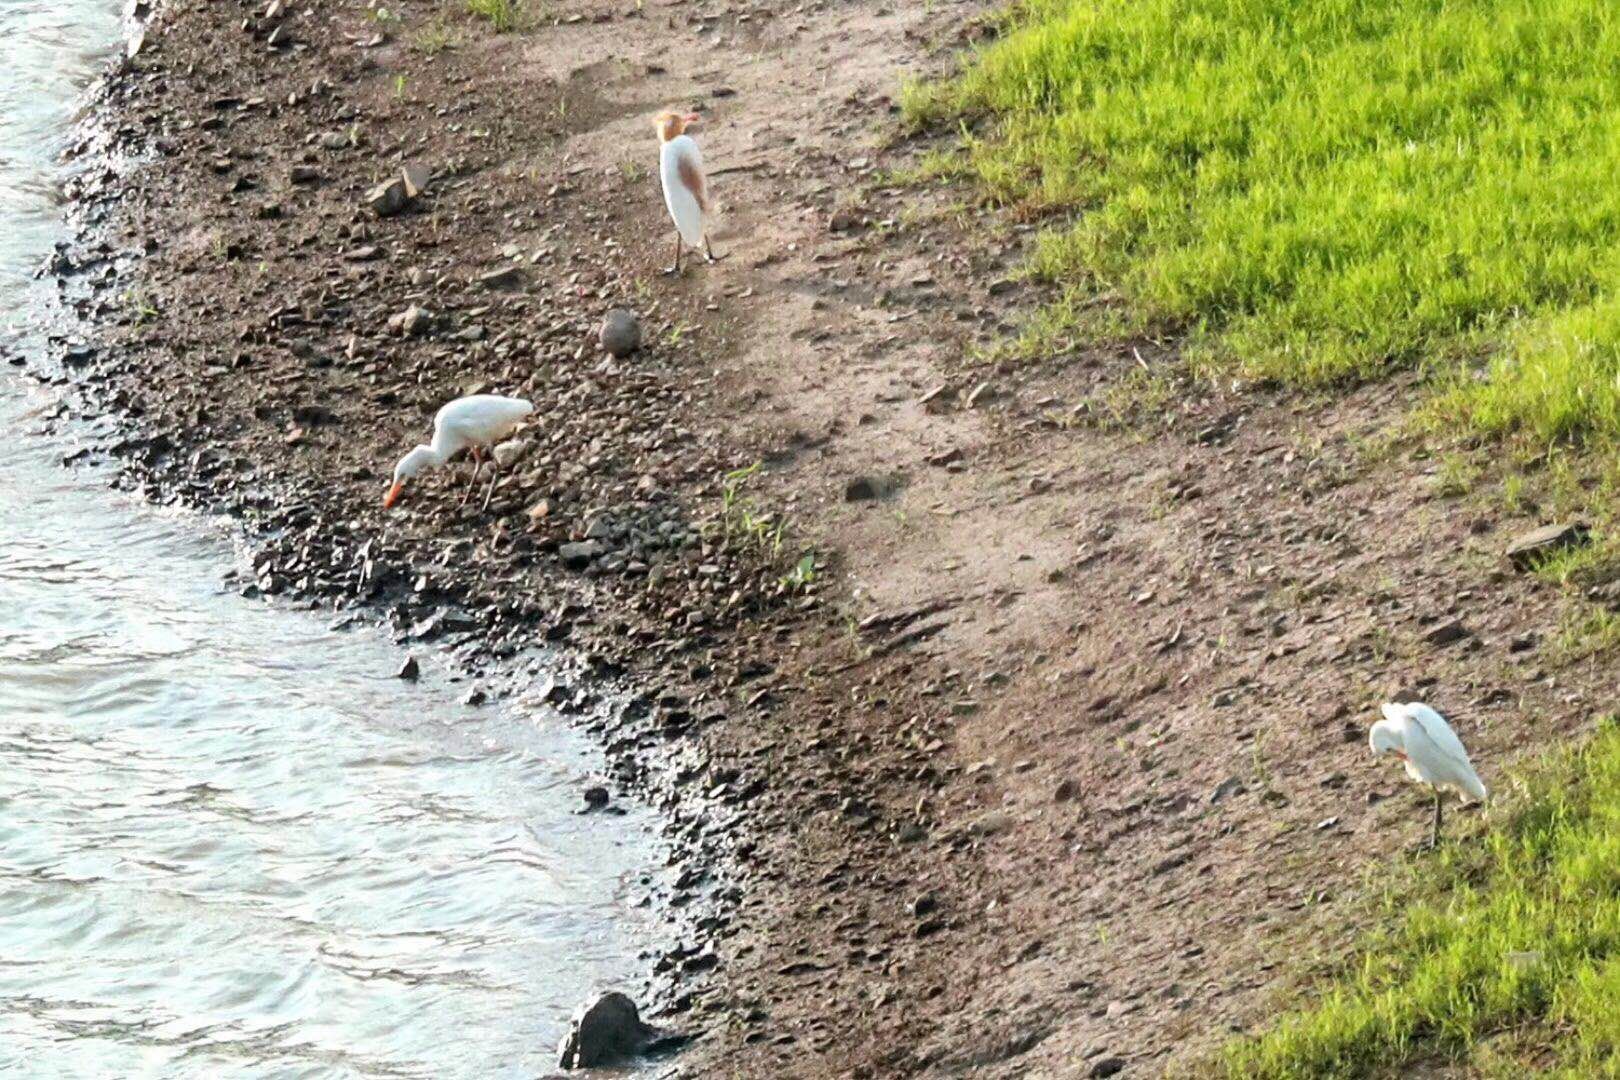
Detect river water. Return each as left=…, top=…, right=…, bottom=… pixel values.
left=0, top=4, right=652, bottom=1077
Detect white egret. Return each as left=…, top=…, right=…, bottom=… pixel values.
left=1369, top=701, right=1488, bottom=847
left=384, top=394, right=533, bottom=512
left=654, top=110, right=722, bottom=274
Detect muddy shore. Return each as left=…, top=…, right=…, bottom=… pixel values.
left=40, top=0, right=1620, bottom=1076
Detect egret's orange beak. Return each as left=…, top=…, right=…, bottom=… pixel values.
left=383, top=481, right=404, bottom=508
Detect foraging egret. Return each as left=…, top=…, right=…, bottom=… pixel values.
left=384, top=394, right=533, bottom=512
left=1369, top=701, right=1488, bottom=847
left=654, top=110, right=722, bottom=274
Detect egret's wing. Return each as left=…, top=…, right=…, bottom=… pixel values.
left=675, top=143, right=708, bottom=212
left=1402, top=704, right=1487, bottom=799
left=1402, top=704, right=1472, bottom=766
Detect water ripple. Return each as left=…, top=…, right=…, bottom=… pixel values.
left=0, top=3, right=652, bottom=1069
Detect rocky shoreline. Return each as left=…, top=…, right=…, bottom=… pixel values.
left=39, top=0, right=1620, bottom=1076
left=40, top=0, right=993, bottom=1074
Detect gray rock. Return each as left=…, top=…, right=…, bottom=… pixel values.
left=918, top=384, right=956, bottom=412
left=557, top=992, right=669, bottom=1069
left=289, top=164, right=321, bottom=185
left=478, top=264, right=524, bottom=289
left=1425, top=620, right=1472, bottom=647
left=844, top=474, right=897, bottom=502
left=396, top=656, right=420, bottom=681
left=599, top=309, right=642, bottom=357
left=1506, top=521, right=1590, bottom=570
left=966, top=380, right=1000, bottom=408
left=828, top=207, right=861, bottom=233
left=582, top=786, right=610, bottom=811
left=969, top=809, right=1014, bottom=837
left=401, top=160, right=432, bottom=199
left=389, top=304, right=433, bottom=337
left=1089, top=1057, right=1126, bottom=1078
left=492, top=439, right=530, bottom=469
left=559, top=540, right=606, bottom=569
left=366, top=177, right=409, bottom=217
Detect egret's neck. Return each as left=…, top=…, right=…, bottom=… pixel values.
left=399, top=443, right=448, bottom=476
left=424, top=431, right=462, bottom=461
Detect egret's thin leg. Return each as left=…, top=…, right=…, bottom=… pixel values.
left=480, top=463, right=499, bottom=513
left=460, top=447, right=481, bottom=508
left=1430, top=791, right=1443, bottom=849
left=663, top=235, right=683, bottom=275
left=703, top=236, right=726, bottom=263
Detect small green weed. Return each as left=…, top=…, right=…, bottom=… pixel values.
left=412, top=18, right=460, bottom=54
left=781, top=553, right=818, bottom=593
left=716, top=463, right=786, bottom=558
left=467, top=0, right=520, bottom=33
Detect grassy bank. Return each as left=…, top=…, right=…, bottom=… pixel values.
left=1220, top=721, right=1620, bottom=1078
left=906, top=0, right=1620, bottom=444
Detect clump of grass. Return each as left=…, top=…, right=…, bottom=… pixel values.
left=412, top=18, right=461, bottom=55
left=1222, top=719, right=1620, bottom=1077
left=467, top=0, right=520, bottom=33
left=1434, top=297, right=1620, bottom=447
left=911, top=0, right=1620, bottom=425
left=1547, top=606, right=1620, bottom=666
left=715, top=463, right=785, bottom=557
left=1432, top=452, right=1480, bottom=499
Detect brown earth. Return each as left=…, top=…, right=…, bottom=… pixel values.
left=46, top=0, right=1617, bottom=1076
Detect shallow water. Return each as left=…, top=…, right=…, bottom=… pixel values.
left=0, top=4, right=651, bottom=1076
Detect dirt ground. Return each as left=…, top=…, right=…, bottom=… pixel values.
left=48, top=0, right=1618, bottom=1075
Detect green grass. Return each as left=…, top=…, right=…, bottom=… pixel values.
left=907, top=0, right=1620, bottom=441
left=466, top=0, right=520, bottom=32
left=1221, top=720, right=1620, bottom=1077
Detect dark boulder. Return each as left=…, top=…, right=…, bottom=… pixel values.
left=558, top=992, right=684, bottom=1069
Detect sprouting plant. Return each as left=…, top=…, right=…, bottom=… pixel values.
left=1433, top=452, right=1479, bottom=498
left=781, top=553, right=817, bottom=592
left=123, top=290, right=160, bottom=325
left=715, top=463, right=787, bottom=558
left=393, top=74, right=408, bottom=99
left=413, top=19, right=459, bottom=54
left=1501, top=471, right=1530, bottom=514
left=1250, top=729, right=1273, bottom=791
left=467, top=0, right=520, bottom=32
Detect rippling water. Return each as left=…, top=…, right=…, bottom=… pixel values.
left=0, top=4, right=650, bottom=1076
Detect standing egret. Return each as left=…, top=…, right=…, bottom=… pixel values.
left=654, top=110, right=722, bottom=274
left=383, top=394, right=533, bottom=512
left=1369, top=701, right=1488, bottom=848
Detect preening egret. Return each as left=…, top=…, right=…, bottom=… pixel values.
left=654, top=110, right=722, bottom=274
left=383, top=394, right=533, bottom=512
left=1369, top=701, right=1487, bottom=848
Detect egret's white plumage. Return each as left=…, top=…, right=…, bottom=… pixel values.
left=1369, top=701, right=1487, bottom=846
left=653, top=110, right=721, bottom=272
left=384, top=394, right=533, bottom=509
left=660, top=132, right=706, bottom=247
